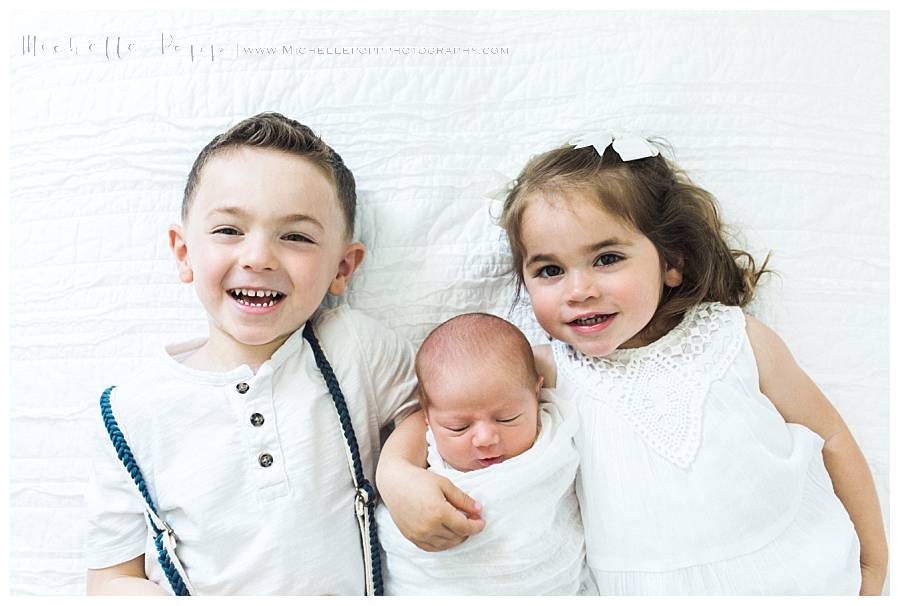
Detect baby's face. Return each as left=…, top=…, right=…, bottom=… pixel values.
left=424, top=366, right=541, bottom=472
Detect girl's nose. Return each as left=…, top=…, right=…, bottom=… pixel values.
left=566, top=270, right=600, bottom=303
left=471, top=424, right=500, bottom=448
left=239, top=237, right=278, bottom=271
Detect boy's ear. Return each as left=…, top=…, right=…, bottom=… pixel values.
left=535, top=375, right=545, bottom=400
left=168, top=224, right=194, bottom=284
left=328, top=242, right=366, bottom=296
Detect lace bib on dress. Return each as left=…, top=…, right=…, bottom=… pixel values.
left=553, top=302, right=745, bottom=469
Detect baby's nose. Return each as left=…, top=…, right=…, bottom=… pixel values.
left=471, top=424, right=500, bottom=448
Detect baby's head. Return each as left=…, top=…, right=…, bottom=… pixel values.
left=169, top=112, right=365, bottom=356
left=416, top=313, right=543, bottom=472
left=499, top=140, right=768, bottom=356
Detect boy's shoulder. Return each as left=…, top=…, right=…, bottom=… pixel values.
left=100, top=336, right=208, bottom=419
left=312, top=304, right=407, bottom=351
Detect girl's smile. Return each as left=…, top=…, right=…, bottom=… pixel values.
left=520, top=190, right=682, bottom=358
left=567, top=311, right=617, bottom=334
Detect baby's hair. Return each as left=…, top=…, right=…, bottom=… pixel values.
left=181, top=112, right=357, bottom=238
left=416, top=313, right=539, bottom=408
left=500, top=141, right=770, bottom=332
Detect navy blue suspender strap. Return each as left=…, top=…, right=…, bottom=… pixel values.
left=302, top=322, right=384, bottom=596
left=99, top=386, right=193, bottom=596
left=98, top=321, right=384, bottom=596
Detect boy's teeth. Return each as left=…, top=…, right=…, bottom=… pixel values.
left=232, top=289, right=280, bottom=297
left=229, top=289, right=282, bottom=305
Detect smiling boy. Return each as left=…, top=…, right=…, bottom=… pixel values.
left=84, top=113, right=419, bottom=595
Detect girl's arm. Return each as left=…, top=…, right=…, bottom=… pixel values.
left=86, top=556, right=168, bottom=595
left=746, top=316, right=888, bottom=595
left=376, top=410, right=485, bottom=551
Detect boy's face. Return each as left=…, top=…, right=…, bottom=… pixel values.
left=169, top=146, right=363, bottom=362
left=424, top=360, right=542, bottom=472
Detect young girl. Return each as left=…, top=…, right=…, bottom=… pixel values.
left=376, top=137, right=888, bottom=595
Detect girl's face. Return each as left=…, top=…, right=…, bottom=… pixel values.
left=519, top=190, right=683, bottom=357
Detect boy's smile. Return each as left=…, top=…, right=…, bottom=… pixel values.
left=169, top=146, right=364, bottom=371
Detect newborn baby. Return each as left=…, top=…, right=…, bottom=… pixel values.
left=376, top=313, right=596, bottom=595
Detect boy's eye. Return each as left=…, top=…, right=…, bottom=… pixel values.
left=595, top=253, right=623, bottom=266
left=212, top=227, right=242, bottom=236
left=498, top=414, right=522, bottom=423
left=445, top=425, right=469, bottom=433
left=282, top=233, right=314, bottom=243
left=536, top=265, right=563, bottom=278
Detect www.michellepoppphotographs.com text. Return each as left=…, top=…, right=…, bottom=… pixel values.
left=19, top=34, right=511, bottom=63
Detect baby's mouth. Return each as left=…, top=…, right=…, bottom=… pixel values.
left=570, top=313, right=614, bottom=326
left=228, top=288, right=285, bottom=308
left=478, top=456, right=504, bottom=467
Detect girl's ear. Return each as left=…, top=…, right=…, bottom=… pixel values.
left=168, top=224, right=193, bottom=284
left=535, top=375, right=545, bottom=400
left=328, top=242, right=366, bottom=296
left=663, top=256, right=684, bottom=288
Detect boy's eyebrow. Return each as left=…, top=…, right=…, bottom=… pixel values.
left=525, top=238, right=631, bottom=266
left=206, top=206, right=324, bottom=229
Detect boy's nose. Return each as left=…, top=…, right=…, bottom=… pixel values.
left=566, top=270, right=600, bottom=303
left=239, top=237, right=278, bottom=271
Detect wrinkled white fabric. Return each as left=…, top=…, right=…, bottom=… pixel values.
left=554, top=302, right=861, bottom=595
left=377, top=391, right=595, bottom=595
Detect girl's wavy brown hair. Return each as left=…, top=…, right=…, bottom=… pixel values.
left=500, top=141, right=770, bottom=333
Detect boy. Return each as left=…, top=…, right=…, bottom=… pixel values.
left=376, top=313, right=595, bottom=595
left=84, top=113, right=419, bottom=595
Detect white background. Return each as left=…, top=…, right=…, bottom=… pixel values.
left=8, top=10, right=889, bottom=595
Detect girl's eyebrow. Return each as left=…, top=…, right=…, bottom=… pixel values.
left=525, top=238, right=632, bottom=267
left=584, top=237, right=632, bottom=253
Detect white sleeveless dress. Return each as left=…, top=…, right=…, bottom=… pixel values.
left=552, top=302, right=861, bottom=595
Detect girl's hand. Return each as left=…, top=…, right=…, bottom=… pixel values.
left=380, top=462, right=484, bottom=551
left=859, top=560, right=887, bottom=596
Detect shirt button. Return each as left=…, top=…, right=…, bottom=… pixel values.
left=236, top=382, right=249, bottom=394
left=258, top=453, right=273, bottom=468
left=250, top=413, right=265, bottom=427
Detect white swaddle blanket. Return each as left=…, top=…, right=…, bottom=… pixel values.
left=376, top=390, right=595, bottom=595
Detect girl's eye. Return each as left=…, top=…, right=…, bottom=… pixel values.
left=212, top=227, right=241, bottom=236
left=282, top=233, right=313, bottom=243
left=595, top=253, right=623, bottom=266
left=536, top=265, right=564, bottom=278
left=446, top=425, right=469, bottom=433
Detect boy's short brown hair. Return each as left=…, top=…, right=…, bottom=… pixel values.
left=182, top=112, right=357, bottom=238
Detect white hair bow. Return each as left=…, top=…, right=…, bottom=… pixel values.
left=484, top=132, right=658, bottom=202
left=570, top=131, right=659, bottom=161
